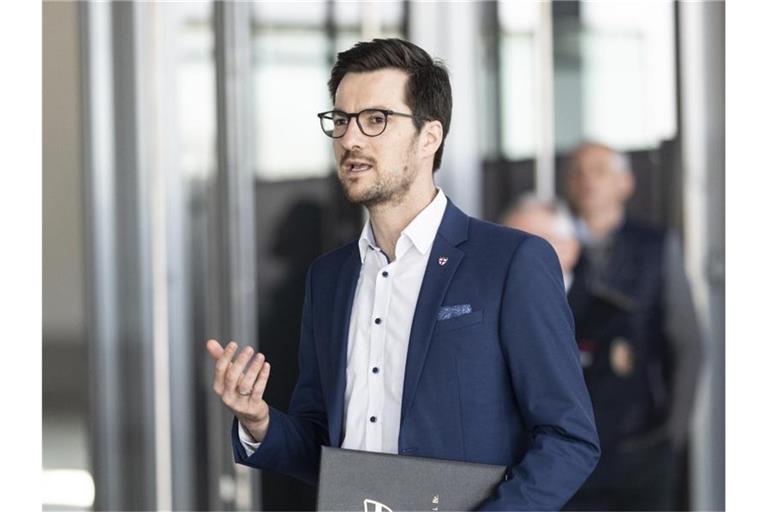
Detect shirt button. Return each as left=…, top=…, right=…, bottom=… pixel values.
left=370, top=416, right=377, bottom=423
left=374, top=317, right=382, bottom=325
left=372, top=367, right=379, bottom=374
left=382, top=271, right=389, bottom=278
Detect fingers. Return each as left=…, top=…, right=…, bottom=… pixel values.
left=224, top=344, right=255, bottom=395
left=239, top=352, right=269, bottom=399
left=209, top=340, right=270, bottom=423
left=206, top=339, right=224, bottom=361
left=212, top=341, right=239, bottom=395
left=250, top=359, right=271, bottom=403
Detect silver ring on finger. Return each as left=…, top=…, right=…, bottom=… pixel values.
left=237, top=388, right=253, bottom=396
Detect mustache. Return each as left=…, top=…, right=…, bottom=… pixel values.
left=340, top=151, right=376, bottom=167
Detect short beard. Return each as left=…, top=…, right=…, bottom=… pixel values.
left=339, top=139, right=418, bottom=208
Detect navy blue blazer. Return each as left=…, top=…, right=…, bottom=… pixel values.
left=232, top=199, right=600, bottom=510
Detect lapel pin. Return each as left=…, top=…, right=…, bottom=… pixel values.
left=438, top=256, right=448, bottom=266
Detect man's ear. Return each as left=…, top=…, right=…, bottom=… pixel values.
left=420, top=120, right=443, bottom=160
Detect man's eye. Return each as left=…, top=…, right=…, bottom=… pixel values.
left=333, top=118, right=348, bottom=127
left=369, top=114, right=386, bottom=124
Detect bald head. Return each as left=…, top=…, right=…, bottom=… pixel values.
left=502, top=195, right=581, bottom=276
left=565, top=142, right=635, bottom=217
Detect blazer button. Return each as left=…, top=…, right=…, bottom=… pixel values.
left=374, top=317, right=382, bottom=325
left=369, top=416, right=377, bottom=423
left=382, top=271, right=389, bottom=277
left=372, top=367, right=379, bottom=374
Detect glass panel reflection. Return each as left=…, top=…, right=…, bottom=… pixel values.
left=498, top=0, right=539, bottom=160
left=252, top=30, right=332, bottom=179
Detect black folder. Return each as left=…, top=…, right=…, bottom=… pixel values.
left=317, top=446, right=507, bottom=511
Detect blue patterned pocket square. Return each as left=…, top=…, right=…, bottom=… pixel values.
left=437, top=304, right=472, bottom=321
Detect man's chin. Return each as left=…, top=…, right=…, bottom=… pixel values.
left=341, top=184, right=386, bottom=207
left=340, top=182, right=369, bottom=204
left=344, top=191, right=378, bottom=207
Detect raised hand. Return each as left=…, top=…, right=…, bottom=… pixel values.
left=206, top=339, right=272, bottom=442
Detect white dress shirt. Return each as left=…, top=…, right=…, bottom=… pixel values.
left=239, top=188, right=447, bottom=456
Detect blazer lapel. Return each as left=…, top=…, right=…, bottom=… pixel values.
left=400, top=201, right=468, bottom=426
left=327, top=249, right=361, bottom=447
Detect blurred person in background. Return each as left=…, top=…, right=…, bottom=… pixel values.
left=500, top=194, right=581, bottom=290
left=563, top=142, right=703, bottom=511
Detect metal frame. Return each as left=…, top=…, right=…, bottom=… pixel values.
left=80, top=2, right=121, bottom=509
left=482, top=0, right=502, bottom=160
left=81, top=1, right=158, bottom=510
left=139, top=3, right=200, bottom=510
left=210, top=1, right=259, bottom=510
left=679, top=2, right=725, bottom=510
left=533, top=0, right=555, bottom=200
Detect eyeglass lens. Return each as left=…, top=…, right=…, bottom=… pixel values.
left=321, top=109, right=388, bottom=138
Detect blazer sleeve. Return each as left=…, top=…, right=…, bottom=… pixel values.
left=477, top=235, right=601, bottom=511
left=230, top=263, right=329, bottom=485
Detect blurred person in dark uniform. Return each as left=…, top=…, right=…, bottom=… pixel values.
left=563, top=142, right=703, bottom=511
left=500, top=194, right=581, bottom=291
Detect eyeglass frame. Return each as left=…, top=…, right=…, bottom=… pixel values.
left=316, top=108, right=422, bottom=138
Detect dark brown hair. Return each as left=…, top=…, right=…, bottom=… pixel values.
left=328, top=38, right=452, bottom=173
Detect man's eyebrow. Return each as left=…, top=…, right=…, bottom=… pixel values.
left=332, top=105, right=392, bottom=112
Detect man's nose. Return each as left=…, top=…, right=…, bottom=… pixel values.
left=338, top=118, right=367, bottom=151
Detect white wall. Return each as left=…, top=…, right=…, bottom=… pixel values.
left=43, top=1, right=86, bottom=346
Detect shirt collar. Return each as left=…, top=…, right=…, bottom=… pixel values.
left=357, top=188, right=448, bottom=263
left=574, top=215, right=626, bottom=248
left=358, top=220, right=377, bottom=262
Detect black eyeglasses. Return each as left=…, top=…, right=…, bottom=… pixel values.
left=317, top=108, right=420, bottom=138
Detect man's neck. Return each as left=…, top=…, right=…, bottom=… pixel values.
left=580, top=205, right=625, bottom=241
left=368, top=182, right=438, bottom=262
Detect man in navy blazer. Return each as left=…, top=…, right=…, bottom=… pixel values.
left=207, top=38, right=599, bottom=510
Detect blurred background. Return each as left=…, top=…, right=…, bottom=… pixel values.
left=42, top=0, right=724, bottom=510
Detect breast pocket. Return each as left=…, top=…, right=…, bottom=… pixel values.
left=433, top=309, right=484, bottom=334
